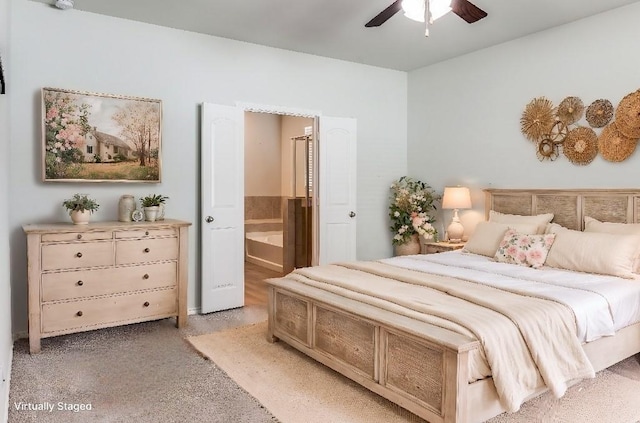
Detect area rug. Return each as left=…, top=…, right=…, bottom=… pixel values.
left=187, top=322, right=640, bottom=423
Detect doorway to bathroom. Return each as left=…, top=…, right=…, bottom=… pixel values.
left=200, top=102, right=357, bottom=314
left=243, top=111, right=315, bottom=304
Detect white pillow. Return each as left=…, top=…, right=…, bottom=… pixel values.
left=463, top=221, right=539, bottom=257
left=489, top=210, right=554, bottom=234
left=545, top=228, right=640, bottom=279
left=583, top=216, right=640, bottom=273
left=584, top=216, right=640, bottom=235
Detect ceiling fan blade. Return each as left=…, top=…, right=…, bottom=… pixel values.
left=451, top=0, right=487, bottom=23
left=365, top=0, right=403, bottom=27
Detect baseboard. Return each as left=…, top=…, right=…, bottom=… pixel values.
left=1, top=344, right=13, bottom=423
left=12, top=331, right=27, bottom=341
left=188, top=307, right=200, bottom=315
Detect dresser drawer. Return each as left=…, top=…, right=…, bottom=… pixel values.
left=42, top=241, right=113, bottom=271
left=41, top=288, right=177, bottom=333
left=115, top=238, right=178, bottom=264
left=115, top=228, right=177, bottom=239
left=41, top=262, right=178, bottom=302
left=42, top=231, right=112, bottom=242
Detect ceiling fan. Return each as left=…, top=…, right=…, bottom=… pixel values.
left=365, top=0, right=487, bottom=28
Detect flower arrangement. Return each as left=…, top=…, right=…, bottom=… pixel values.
left=389, top=177, right=440, bottom=245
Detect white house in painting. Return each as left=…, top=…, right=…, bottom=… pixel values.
left=84, top=129, right=135, bottom=162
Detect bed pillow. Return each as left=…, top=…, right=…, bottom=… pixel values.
left=545, top=228, right=640, bottom=278
left=494, top=229, right=556, bottom=268
left=462, top=221, right=539, bottom=257
left=584, top=216, right=640, bottom=235
left=489, top=210, right=554, bottom=234
left=583, top=216, right=640, bottom=273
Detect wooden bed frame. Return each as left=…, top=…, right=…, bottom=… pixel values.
left=265, top=189, right=640, bottom=423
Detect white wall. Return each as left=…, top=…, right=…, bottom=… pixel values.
left=0, top=0, right=12, bottom=419
left=8, top=1, right=407, bottom=333
left=407, top=2, right=640, bottom=236
left=244, top=112, right=282, bottom=196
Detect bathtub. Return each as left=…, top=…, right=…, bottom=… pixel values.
left=245, top=230, right=283, bottom=272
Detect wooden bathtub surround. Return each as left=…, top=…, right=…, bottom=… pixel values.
left=267, top=188, right=640, bottom=423
left=23, top=219, right=191, bottom=354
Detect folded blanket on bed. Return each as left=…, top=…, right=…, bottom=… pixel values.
left=284, top=260, right=595, bottom=413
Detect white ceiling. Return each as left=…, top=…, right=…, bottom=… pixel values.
left=31, top=0, right=640, bottom=71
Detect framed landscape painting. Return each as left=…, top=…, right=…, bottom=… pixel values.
left=42, top=87, right=162, bottom=182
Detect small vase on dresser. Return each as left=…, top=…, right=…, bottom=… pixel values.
left=118, top=195, right=136, bottom=222
left=394, top=233, right=421, bottom=256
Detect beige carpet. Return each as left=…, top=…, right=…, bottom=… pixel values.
left=188, top=321, right=640, bottom=423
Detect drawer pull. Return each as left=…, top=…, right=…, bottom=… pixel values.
left=76, top=252, right=83, bottom=258
left=77, top=280, right=84, bottom=286
left=145, top=231, right=149, bottom=236
left=77, top=234, right=82, bottom=240
left=76, top=311, right=83, bottom=317
left=144, top=247, right=150, bottom=253
left=143, top=301, right=150, bottom=307
left=143, top=274, right=150, bottom=280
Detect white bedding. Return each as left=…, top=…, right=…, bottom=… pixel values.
left=381, top=250, right=640, bottom=342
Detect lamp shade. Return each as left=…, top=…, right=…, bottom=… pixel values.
left=442, top=187, right=471, bottom=210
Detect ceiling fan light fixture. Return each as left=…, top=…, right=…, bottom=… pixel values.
left=430, top=0, right=452, bottom=20
left=401, top=0, right=425, bottom=22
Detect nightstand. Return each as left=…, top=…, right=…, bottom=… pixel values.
left=423, top=241, right=466, bottom=254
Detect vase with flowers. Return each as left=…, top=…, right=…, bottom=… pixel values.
left=389, top=176, right=440, bottom=255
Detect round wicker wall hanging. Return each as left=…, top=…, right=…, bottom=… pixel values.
left=521, top=97, right=556, bottom=142
left=536, top=138, right=559, bottom=161
left=585, top=99, right=613, bottom=128
left=615, top=90, right=640, bottom=138
left=616, top=119, right=640, bottom=139
left=557, top=96, right=584, bottom=125
left=547, top=120, right=568, bottom=144
left=563, top=126, right=598, bottom=165
left=598, top=121, right=638, bottom=162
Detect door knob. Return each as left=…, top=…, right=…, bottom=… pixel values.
left=349, top=211, right=356, bottom=218
left=205, top=216, right=214, bottom=223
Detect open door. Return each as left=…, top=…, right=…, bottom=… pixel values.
left=200, top=103, right=245, bottom=313
left=318, top=116, right=357, bottom=265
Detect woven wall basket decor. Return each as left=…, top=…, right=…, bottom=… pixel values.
left=585, top=99, right=613, bottom=128
left=557, top=96, right=584, bottom=125
left=616, top=118, right=640, bottom=139
left=598, top=121, right=638, bottom=162
left=563, top=126, right=598, bottom=165
left=521, top=97, right=556, bottom=142
left=615, top=90, right=640, bottom=137
left=536, top=138, right=560, bottom=161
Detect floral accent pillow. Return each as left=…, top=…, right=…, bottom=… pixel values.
left=494, top=229, right=556, bottom=268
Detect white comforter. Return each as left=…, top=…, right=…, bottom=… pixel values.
left=381, top=251, right=640, bottom=342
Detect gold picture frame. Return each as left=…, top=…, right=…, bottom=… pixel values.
left=42, top=87, right=162, bottom=182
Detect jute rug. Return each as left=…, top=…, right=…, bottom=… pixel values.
left=188, top=322, right=640, bottom=423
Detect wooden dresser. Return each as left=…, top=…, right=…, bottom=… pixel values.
left=23, top=219, right=191, bottom=353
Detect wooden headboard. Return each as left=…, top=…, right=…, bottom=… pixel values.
left=484, top=188, right=640, bottom=231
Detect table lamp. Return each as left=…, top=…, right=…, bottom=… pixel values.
left=442, top=186, right=471, bottom=243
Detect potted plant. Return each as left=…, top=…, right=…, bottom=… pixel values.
left=62, top=193, right=100, bottom=225
left=140, top=194, right=169, bottom=222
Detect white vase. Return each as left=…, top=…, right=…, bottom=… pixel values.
left=157, top=203, right=165, bottom=221
left=144, top=206, right=159, bottom=222
left=70, top=210, right=91, bottom=225
left=118, top=195, right=136, bottom=222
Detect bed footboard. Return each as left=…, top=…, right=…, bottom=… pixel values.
left=266, top=281, right=481, bottom=423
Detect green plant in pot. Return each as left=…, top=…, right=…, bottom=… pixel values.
left=140, top=194, right=168, bottom=222
left=62, top=193, right=99, bottom=225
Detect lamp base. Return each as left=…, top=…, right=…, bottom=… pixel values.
left=447, top=210, right=465, bottom=244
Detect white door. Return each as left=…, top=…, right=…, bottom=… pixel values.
left=318, top=117, right=357, bottom=265
left=200, top=103, right=245, bottom=313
